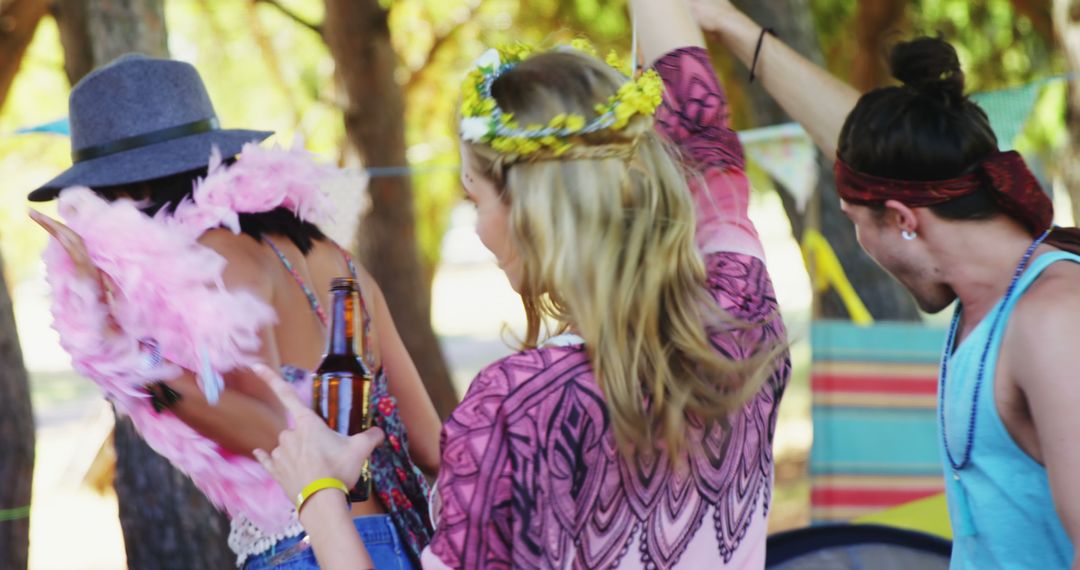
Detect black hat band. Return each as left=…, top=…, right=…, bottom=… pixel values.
left=72, top=118, right=220, bottom=163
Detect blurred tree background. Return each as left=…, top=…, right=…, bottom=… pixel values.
left=0, top=0, right=1069, bottom=565
left=2, top=0, right=1068, bottom=326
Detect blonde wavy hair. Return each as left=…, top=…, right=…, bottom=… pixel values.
left=464, top=50, right=778, bottom=455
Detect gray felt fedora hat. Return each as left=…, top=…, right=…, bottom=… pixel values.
left=28, top=53, right=272, bottom=202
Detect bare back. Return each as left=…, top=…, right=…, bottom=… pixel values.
left=261, top=236, right=380, bottom=371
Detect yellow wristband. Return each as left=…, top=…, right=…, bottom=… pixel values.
left=296, top=477, right=349, bottom=513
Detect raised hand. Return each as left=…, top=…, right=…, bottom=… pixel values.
left=251, top=364, right=384, bottom=502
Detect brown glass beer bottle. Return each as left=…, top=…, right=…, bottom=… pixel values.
left=312, top=277, right=373, bottom=502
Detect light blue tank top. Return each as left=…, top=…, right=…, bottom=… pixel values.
left=941, top=251, right=1077, bottom=569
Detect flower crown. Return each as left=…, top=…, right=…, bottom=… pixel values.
left=458, top=40, right=664, bottom=160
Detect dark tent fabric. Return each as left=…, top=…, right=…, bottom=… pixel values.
left=766, top=524, right=951, bottom=570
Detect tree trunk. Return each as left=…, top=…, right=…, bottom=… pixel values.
left=110, top=417, right=234, bottom=569
left=732, top=0, right=920, bottom=321
left=1054, top=0, right=1080, bottom=225
left=323, top=0, right=459, bottom=418
left=52, top=3, right=233, bottom=565
left=0, top=0, right=48, bottom=110
left=0, top=4, right=44, bottom=567
left=53, top=0, right=168, bottom=84
left=0, top=251, right=34, bottom=569
left=851, top=0, right=907, bottom=92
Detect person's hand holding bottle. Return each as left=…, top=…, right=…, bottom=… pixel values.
left=252, top=363, right=384, bottom=504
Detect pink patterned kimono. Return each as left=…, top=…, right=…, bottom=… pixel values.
left=422, top=47, right=791, bottom=569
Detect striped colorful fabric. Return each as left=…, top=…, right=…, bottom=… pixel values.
left=810, top=320, right=947, bottom=523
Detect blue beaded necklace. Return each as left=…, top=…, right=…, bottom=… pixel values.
left=938, top=228, right=1050, bottom=478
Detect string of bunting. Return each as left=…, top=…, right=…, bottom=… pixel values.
left=0, top=505, right=31, bottom=522
left=8, top=74, right=1067, bottom=180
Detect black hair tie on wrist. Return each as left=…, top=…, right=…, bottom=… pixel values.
left=749, top=27, right=776, bottom=83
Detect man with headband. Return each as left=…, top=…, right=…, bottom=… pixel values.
left=690, top=1, right=1079, bottom=568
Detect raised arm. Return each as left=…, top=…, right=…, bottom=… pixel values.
left=34, top=211, right=289, bottom=458
left=630, top=0, right=706, bottom=66
left=631, top=0, right=763, bottom=258
left=689, top=0, right=859, bottom=160
left=159, top=228, right=290, bottom=456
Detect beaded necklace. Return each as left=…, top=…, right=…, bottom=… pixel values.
left=939, top=229, right=1050, bottom=477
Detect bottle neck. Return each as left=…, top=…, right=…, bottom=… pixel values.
left=325, top=288, right=360, bottom=357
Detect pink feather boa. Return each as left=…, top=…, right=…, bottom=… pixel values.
left=44, top=143, right=362, bottom=536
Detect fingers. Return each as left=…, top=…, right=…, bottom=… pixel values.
left=30, top=210, right=92, bottom=262
left=29, top=209, right=71, bottom=245
left=29, top=210, right=76, bottom=239
left=347, top=427, right=386, bottom=461
left=253, top=448, right=277, bottom=477
left=254, top=429, right=300, bottom=473
left=252, top=363, right=309, bottom=417
left=29, top=210, right=62, bottom=239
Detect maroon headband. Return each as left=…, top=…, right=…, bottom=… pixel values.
left=834, top=150, right=1053, bottom=235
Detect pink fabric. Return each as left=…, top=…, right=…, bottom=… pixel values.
left=43, top=143, right=362, bottom=536
left=423, top=47, right=789, bottom=569
left=169, top=141, right=347, bottom=239
left=653, top=47, right=764, bottom=259
left=421, top=504, right=768, bottom=570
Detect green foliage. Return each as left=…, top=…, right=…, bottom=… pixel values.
left=914, top=0, right=1061, bottom=91
left=169, top=1, right=341, bottom=154
left=555, top=0, right=630, bottom=42
left=809, top=0, right=857, bottom=77
left=911, top=1, right=1064, bottom=164
left=392, top=0, right=516, bottom=273
left=799, top=0, right=1064, bottom=161
left=1020, top=80, right=1068, bottom=153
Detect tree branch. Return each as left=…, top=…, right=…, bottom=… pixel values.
left=404, top=3, right=482, bottom=93
left=245, top=0, right=303, bottom=125
left=1010, top=0, right=1054, bottom=43
left=255, top=0, right=322, bottom=36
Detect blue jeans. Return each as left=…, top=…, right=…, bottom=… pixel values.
left=242, top=515, right=415, bottom=570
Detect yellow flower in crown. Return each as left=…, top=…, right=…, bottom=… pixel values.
left=570, top=39, right=598, bottom=57
left=458, top=40, right=665, bottom=158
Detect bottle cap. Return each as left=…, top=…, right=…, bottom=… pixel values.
left=330, top=277, right=357, bottom=291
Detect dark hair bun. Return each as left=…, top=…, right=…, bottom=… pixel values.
left=889, top=36, right=966, bottom=106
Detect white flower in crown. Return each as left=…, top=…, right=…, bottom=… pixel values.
left=460, top=117, right=492, bottom=142
left=473, top=48, right=502, bottom=71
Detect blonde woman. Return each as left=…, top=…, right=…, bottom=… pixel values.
left=253, top=0, right=789, bottom=567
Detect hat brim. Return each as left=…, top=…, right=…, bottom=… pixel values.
left=27, top=128, right=274, bottom=202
